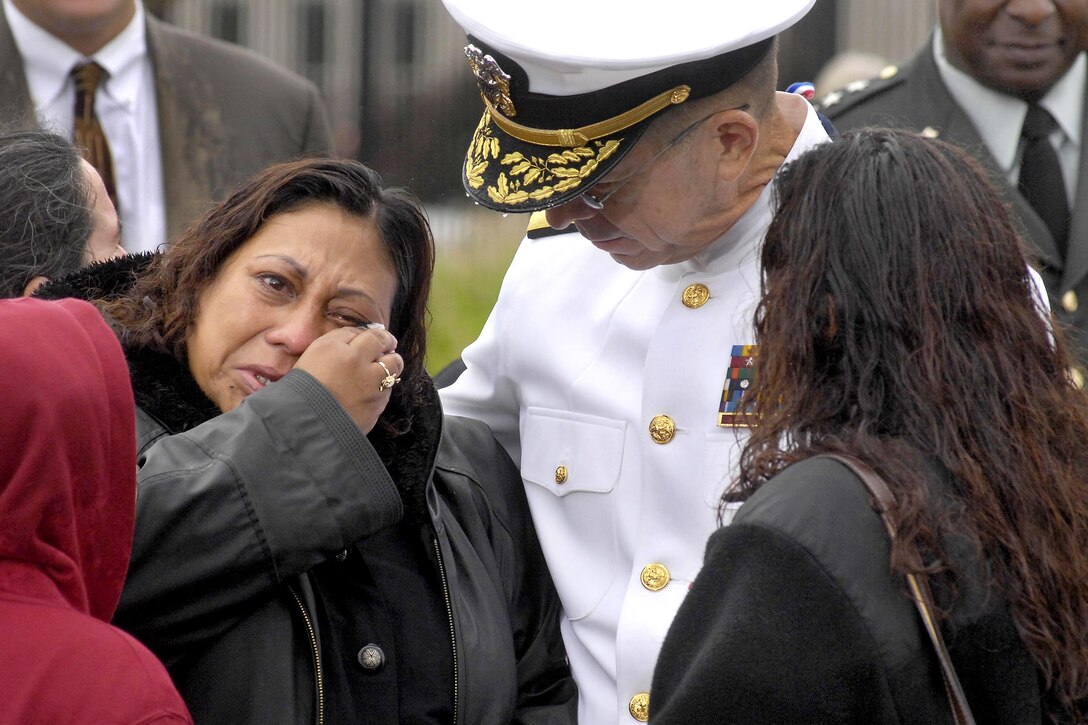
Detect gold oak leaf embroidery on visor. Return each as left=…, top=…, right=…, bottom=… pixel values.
left=467, top=111, right=624, bottom=206
left=466, top=112, right=502, bottom=189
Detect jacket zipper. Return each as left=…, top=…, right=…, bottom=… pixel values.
left=432, top=536, right=459, bottom=724
left=289, top=585, right=325, bottom=725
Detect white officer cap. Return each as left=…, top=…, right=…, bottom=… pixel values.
left=443, top=0, right=816, bottom=212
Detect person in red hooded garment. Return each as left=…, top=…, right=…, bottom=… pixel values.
left=0, top=297, right=191, bottom=724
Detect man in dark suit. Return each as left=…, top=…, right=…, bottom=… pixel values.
left=817, top=0, right=1088, bottom=372
left=0, top=0, right=332, bottom=251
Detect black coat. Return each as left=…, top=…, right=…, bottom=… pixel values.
left=816, top=37, right=1088, bottom=366
left=38, top=257, right=577, bottom=724
left=649, top=457, right=1042, bottom=724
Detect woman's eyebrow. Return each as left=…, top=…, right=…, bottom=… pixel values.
left=255, top=253, right=307, bottom=278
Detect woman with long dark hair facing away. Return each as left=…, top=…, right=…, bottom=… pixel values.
left=650, top=128, right=1088, bottom=724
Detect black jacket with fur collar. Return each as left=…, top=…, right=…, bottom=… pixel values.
left=38, top=256, right=577, bottom=724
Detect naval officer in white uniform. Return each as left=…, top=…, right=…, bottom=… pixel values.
left=438, top=1, right=825, bottom=722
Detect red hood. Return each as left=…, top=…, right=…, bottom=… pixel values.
left=0, top=298, right=136, bottom=622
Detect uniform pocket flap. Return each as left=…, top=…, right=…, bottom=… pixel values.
left=521, top=407, right=626, bottom=496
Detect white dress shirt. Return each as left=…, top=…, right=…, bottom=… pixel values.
left=934, top=25, right=1084, bottom=205
left=4, top=0, right=166, bottom=253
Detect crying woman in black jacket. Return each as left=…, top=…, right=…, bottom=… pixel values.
left=40, top=158, right=576, bottom=724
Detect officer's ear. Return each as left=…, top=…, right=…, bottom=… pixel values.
left=710, top=108, right=759, bottom=181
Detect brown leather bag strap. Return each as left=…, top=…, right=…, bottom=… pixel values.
left=818, top=453, right=977, bottom=725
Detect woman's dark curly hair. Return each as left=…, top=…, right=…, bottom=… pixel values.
left=103, top=157, right=434, bottom=439
left=733, top=128, right=1088, bottom=719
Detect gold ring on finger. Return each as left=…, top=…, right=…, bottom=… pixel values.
left=377, top=360, right=399, bottom=392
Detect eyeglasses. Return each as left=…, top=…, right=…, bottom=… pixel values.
left=579, top=103, right=750, bottom=210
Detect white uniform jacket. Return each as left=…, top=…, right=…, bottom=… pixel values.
left=440, top=103, right=831, bottom=724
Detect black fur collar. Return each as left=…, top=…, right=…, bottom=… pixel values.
left=35, top=254, right=220, bottom=432
left=35, top=255, right=439, bottom=519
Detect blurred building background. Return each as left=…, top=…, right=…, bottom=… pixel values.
left=152, top=0, right=938, bottom=206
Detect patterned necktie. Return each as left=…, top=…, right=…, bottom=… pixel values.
left=71, top=61, right=120, bottom=214
left=1018, top=103, right=1069, bottom=261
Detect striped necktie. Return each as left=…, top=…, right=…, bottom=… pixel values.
left=71, top=61, right=120, bottom=214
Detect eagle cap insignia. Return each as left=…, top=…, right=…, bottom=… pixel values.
left=465, top=44, right=517, bottom=117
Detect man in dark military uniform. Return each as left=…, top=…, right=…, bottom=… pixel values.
left=817, top=0, right=1088, bottom=375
